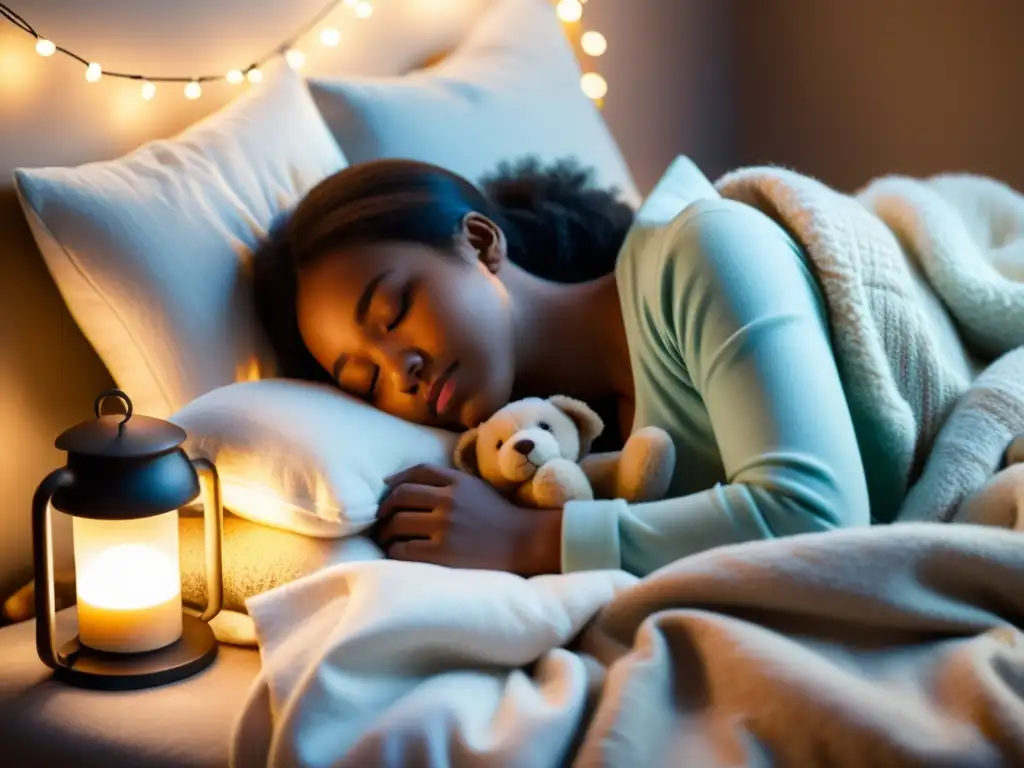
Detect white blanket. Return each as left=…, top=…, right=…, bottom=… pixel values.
left=232, top=524, right=1024, bottom=767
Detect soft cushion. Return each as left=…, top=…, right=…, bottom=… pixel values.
left=308, top=0, right=639, bottom=206
left=13, top=64, right=347, bottom=418
left=171, top=379, right=459, bottom=537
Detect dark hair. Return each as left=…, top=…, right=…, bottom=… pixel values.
left=251, top=156, right=634, bottom=383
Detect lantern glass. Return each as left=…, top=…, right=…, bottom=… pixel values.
left=73, top=510, right=183, bottom=653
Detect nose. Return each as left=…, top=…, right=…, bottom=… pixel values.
left=513, top=439, right=535, bottom=456
left=383, top=347, right=426, bottom=395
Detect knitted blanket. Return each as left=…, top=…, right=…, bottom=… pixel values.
left=715, top=168, right=1024, bottom=523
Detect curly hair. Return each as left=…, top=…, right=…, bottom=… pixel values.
left=251, top=156, right=635, bottom=383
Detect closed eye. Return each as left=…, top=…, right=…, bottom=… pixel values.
left=386, top=282, right=415, bottom=332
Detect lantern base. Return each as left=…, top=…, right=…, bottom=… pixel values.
left=53, top=613, right=218, bottom=691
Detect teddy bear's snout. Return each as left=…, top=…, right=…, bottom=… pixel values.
left=497, top=428, right=563, bottom=482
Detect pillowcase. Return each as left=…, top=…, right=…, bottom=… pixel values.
left=308, top=0, right=640, bottom=206
left=13, top=64, right=347, bottom=419
left=171, top=379, right=459, bottom=537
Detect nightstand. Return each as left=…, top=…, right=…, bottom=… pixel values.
left=0, top=609, right=259, bottom=768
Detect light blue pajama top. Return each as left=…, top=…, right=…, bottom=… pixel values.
left=560, top=160, right=873, bottom=576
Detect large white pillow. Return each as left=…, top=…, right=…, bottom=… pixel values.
left=308, top=0, right=640, bottom=206
left=13, top=65, right=347, bottom=418
left=171, top=379, right=458, bottom=537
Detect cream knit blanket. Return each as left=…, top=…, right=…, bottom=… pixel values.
left=715, top=168, right=1024, bottom=523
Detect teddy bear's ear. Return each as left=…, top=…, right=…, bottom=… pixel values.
left=453, top=427, right=481, bottom=475
left=548, top=395, right=605, bottom=456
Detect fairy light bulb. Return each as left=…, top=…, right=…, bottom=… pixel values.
left=247, top=67, right=263, bottom=84
left=35, top=38, right=56, bottom=57
left=355, top=2, right=373, bottom=18
left=184, top=80, right=202, bottom=100
left=580, top=72, right=607, bottom=100
left=84, top=62, right=102, bottom=83
left=141, top=81, right=156, bottom=101
left=580, top=30, right=607, bottom=57
left=285, top=48, right=306, bottom=70
left=556, top=0, right=583, bottom=23
left=320, top=27, right=341, bottom=47
left=226, top=69, right=244, bottom=84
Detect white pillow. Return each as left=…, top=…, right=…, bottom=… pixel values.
left=13, top=65, right=347, bottom=418
left=308, top=0, right=640, bottom=207
left=171, top=379, right=458, bottom=537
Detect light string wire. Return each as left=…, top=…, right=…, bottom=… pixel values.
left=0, top=0, right=607, bottom=100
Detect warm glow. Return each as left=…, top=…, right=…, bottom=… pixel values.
left=556, top=0, right=583, bottom=23
left=84, top=62, right=102, bottom=82
left=141, top=80, right=156, bottom=100
left=355, top=2, right=374, bottom=18
left=184, top=80, right=202, bottom=100
left=580, top=71, right=607, bottom=100
left=73, top=511, right=183, bottom=654
left=247, top=67, right=263, bottom=84
left=320, top=27, right=341, bottom=47
left=580, top=30, right=606, bottom=56
left=35, top=38, right=56, bottom=57
left=285, top=48, right=306, bottom=69
left=226, top=68, right=244, bottom=84
left=344, top=0, right=359, bottom=7
left=77, top=543, right=179, bottom=610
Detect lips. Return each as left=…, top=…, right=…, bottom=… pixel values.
left=428, top=361, right=459, bottom=418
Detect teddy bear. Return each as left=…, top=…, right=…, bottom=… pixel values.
left=453, top=395, right=676, bottom=509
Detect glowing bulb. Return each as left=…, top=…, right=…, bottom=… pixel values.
left=84, top=62, right=102, bottom=83
left=35, top=38, right=56, bottom=57
left=226, top=69, right=244, bottom=84
left=355, top=2, right=373, bottom=18
left=247, top=67, right=263, bottom=84
left=184, top=80, right=202, bottom=100
left=320, top=27, right=341, bottom=47
left=556, top=0, right=583, bottom=23
left=141, top=81, right=156, bottom=101
left=581, top=31, right=607, bottom=57
left=344, top=0, right=358, bottom=7
left=285, top=48, right=306, bottom=70
left=580, top=72, right=607, bottom=100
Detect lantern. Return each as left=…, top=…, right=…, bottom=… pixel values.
left=32, top=389, right=223, bottom=690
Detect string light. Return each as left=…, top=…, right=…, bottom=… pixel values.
left=580, top=72, right=607, bottom=101
left=556, top=0, right=583, bottom=23
left=1, top=1, right=608, bottom=105
left=285, top=48, right=306, bottom=70
left=580, top=30, right=606, bottom=57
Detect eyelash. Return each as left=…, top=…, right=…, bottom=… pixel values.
left=386, top=283, right=414, bottom=332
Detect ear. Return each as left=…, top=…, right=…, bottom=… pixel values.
left=548, top=395, right=605, bottom=456
left=457, top=212, right=506, bottom=274
left=453, top=427, right=481, bottom=475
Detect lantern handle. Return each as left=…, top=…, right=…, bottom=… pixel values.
left=190, top=457, right=224, bottom=622
left=94, top=388, right=133, bottom=430
left=32, top=467, right=75, bottom=672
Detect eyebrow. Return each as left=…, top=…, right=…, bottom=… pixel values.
left=356, top=269, right=392, bottom=325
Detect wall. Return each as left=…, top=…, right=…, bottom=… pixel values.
left=0, top=0, right=718, bottom=599
left=733, top=0, right=1024, bottom=191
